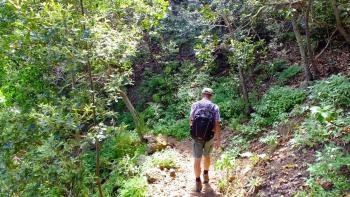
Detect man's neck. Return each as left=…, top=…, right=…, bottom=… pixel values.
left=202, top=97, right=210, bottom=101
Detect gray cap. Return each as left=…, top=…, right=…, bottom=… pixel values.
left=202, top=87, right=214, bottom=95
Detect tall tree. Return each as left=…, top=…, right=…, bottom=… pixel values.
left=330, top=0, right=350, bottom=44
left=289, top=1, right=314, bottom=82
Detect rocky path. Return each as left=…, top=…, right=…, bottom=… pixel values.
left=144, top=129, right=317, bottom=197
left=146, top=130, right=234, bottom=197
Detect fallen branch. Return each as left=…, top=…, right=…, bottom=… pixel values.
left=315, top=29, right=337, bottom=60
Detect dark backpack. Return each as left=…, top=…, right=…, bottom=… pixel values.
left=190, top=104, right=215, bottom=141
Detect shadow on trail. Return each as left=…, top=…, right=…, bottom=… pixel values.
left=190, top=183, right=223, bottom=197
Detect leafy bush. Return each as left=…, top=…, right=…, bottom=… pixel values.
left=215, top=148, right=239, bottom=173
left=268, top=58, right=287, bottom=73
left=103, top=130, right=143, bottom=159
left=237, top=124, right=261, bottom=137
left=117, top=155, right=140, bottom=177
left=217, top=179, right=230, bottom=194
left=153, top=119, right=189, bottom=140
left=212, top=76, right=243, bottom=121
left=101, top=170, right=125, bottom=196
left=83, top=130, right=145, bottom=181
left=150, top=151, right=179, bottom=170
left=277, top=64, right=302, bottom=83
left=254, top=86, right=306, bottom=126
left=228, top=117, right=241, bottom=130
left=292, top=118, right=331, bottom=147
left=228, top=135, right=250, bottom=151
left=142, top=149, right=180, bottom=170
left=0, top=90, right=5, bottom=106
left=259, top=131, right=279, bottom=147
left=118, top=177, right=148, bottom=197
left=302, top=144, right=350, bottom=196
left=292, top=106, right=345, bottom=147
left=310, top=74, right=350, bottom=108
left=142, top=103, right=164, bottom=126
left=214, top=147, right=240, bottom=194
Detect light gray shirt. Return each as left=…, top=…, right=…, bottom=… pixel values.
left=190, top=98, right=221, bottom=121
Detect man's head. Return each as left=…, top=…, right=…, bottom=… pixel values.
left=202, top=88, right=214, bottom=100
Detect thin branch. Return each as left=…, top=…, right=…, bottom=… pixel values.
left=315, top=29, right=337, bottom=60
left=79, top=0, right=103, bottom=196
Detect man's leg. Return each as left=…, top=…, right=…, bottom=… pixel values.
left=193, top=140, right=204, bottom=192
left=202, top=139, right=214, bottom=183
left=194, top=158, right=202, bottom=178
left=202, top=156, right=210, bottom=183
left=203, top=156, right=210, bottom=171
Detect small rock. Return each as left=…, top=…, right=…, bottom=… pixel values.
left=145, top=168, right=162, bottom=184
left=321, top=181, right=333, bottom=190
left=240, top=151, right=253, bottom=158
left=170, top=169, right=176, bottom=178
left=147, top=176, right=157, bottom=184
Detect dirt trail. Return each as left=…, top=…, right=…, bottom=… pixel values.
left=146, top=130, right=234, bottom=197
left=145, top=127, right=319, bottom=197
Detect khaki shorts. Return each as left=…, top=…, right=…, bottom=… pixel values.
left=192, top=138, right=214, bottom=158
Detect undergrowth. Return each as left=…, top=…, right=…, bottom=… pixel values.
left=296, top=144, right=350, bottom=196
left=309, top=74, right=350, bottom=108
left=142, top=149, right=180, bottom=170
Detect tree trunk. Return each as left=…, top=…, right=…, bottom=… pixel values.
left=87, top=61, right=104, bottom=197
left=305, top=0, right=318, bottom=78
left=290, top=11, right=313, bottom=82
left=79, top=1, right=104, bottom=196
left=330, top=0, right=350, bottom=44
left=222, top=15, right=250, bottom=112
left=238, top=65, right=249, bottom=113
left=117, top=90, right=145, bottom=141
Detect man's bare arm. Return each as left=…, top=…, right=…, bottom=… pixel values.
left=214, top=121, right=221, bottom=148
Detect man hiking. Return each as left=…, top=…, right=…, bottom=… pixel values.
left=190, top=88, right=221, bottom=192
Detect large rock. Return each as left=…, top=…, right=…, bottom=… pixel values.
left=144, top=134, right=170, bottom=154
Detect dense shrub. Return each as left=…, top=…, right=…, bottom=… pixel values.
left=142, top=149, right=180, bottom=170
left=83, top=130, right=144, bottom=178
left=291, top=119, right=331, bottom=147
left=142, top=103, right=164, bottom=126
left=310, top=75, right=350, bottom=108
left=292, top=106, right=348, bottom=147
left=253, top=86, right=306, bottom=126
left=259, top=131, right=279, bottom=147
left=277, top=64, right=302, bottom=83
left=118, top=177, right=148, bottom=197
left=268, top=59, right=287, bottom=73
left=153, top=119, right=189, bottom=140
left=236, top=124, right=261, bottom=136
left=212, top=76, right=243, bottom=121
left=300, top=144, right=350, bottom=196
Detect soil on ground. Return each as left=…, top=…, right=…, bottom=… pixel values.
left=145, top=128, right=319, bottom=197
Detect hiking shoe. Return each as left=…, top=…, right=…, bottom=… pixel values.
left=194, top=181, right=202, bottom=192
left=203, top=173, right=209, bottom=184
